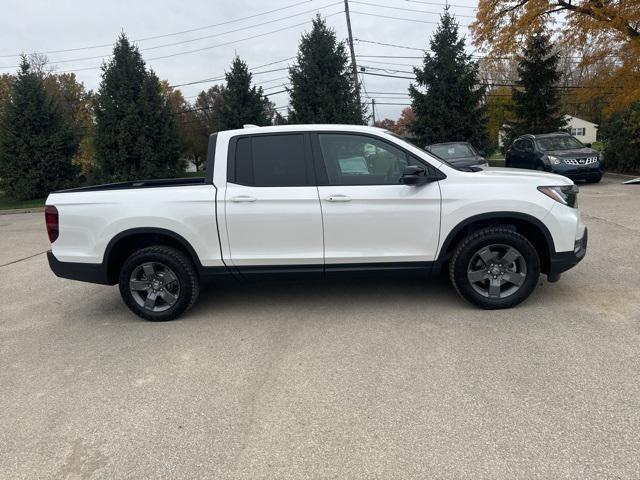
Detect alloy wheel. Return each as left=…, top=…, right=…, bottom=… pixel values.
left=466, top=244, right=527, bottom=299
left=129, top=262, right=181, bottom=312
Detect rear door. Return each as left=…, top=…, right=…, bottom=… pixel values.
left=224, top=133, right=323, bottom=274
left=313, top=132, right=441, bottom=267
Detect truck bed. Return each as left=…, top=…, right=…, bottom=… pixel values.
left=56, top=176, right=206, bottom=193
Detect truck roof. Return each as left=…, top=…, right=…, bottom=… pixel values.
left=218, top=124, right=389, bottom=137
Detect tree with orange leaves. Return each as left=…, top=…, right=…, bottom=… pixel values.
left=471, top=0, right=640, bottom=114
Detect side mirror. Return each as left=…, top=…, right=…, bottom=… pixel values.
left=584, top=143, right=592, bottom=148
left=401, top=165, right=432, bottom=185
left=478, top=149, right=486, bottom=157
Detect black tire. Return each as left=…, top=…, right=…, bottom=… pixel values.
left=586, top=174, right=602, bottom=183
left=449, top=226, right=540, bottom=309
left=119, top=245, right=199, bottom=321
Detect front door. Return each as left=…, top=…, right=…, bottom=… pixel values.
left=313, top=133, right=441, bottom=267
left=224, top=133, right=323, bottom=274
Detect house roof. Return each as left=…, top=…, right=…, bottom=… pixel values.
left=564, top=114, right=599, bottom=127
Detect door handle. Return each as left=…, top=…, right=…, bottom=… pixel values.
left=230, top=195, right=257, bottom=203
left=325, top=195, right=352, bottom=202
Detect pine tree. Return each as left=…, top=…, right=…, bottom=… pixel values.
left=219, top=57, right=271, bottom=130
left=410, top=9, right=488, bottom=149
left=93, top=34, right=183, bottom=183
left=288, top=15, right=365, bottom=125
left=0, top=58, right=79, bottom=200
left=509, top=31, right=567, bottom=140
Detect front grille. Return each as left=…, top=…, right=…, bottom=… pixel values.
left=564, top=157, right=598, bottom=165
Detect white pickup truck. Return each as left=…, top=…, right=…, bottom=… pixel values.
left=46, top=124, right=587, bottom=321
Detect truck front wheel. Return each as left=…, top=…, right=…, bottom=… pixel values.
left=449, top=227, right=540, bottom=309
left=119, top=245, right=200, bottom=321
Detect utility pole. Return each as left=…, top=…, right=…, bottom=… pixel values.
left=344, top=0, right=361, bottom=105
left=371, top=99, right=376, bottom=124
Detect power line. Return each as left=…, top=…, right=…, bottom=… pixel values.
left=141, top=2, right=343, bottom=52
left=355, top=38, right=424, bottom=51
left=356, top=54, right=423, bottom=58
left=47, top=11, right=343, bottom=74
left=361, top=71, right=623, bottom=90
left=1, top=6, right=342, bottom=69
left=350, top=10, right=454, bottom=24
left=367, top=101, right=411, bottom=105
left=362, top=71, right=415, bottom=79
left=404, top=0, right=476, bottom=10
left=351, top=0, right=474, bottom=17
left=170, top=66, right=291, bottom=88
left=361, top=64, right=415, bottom=74
left=0, top=0, right=316, bottom=58
left=356, top=59, right=420, bottom=67
left=169, top=59, right=295, bottom=88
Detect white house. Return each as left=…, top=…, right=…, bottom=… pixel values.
left=564, top=115, right=598, bottom=145
left=498, top=114, right=599, bottom=147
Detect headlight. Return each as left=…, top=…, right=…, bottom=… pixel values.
left=538, top=185, right=579, bottom=208
left=546, top=155, right=563, bottom=165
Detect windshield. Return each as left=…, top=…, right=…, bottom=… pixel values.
left=428, top=143, right=475, bottom=159
left=537, top=135, right=584, bottom=151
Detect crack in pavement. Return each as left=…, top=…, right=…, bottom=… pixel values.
left=581, top=213, right=638, bottom=233
left=0, top=251, right=47, bottom=268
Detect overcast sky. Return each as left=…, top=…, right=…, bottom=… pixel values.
left=0, top=0, right=478, bottom=121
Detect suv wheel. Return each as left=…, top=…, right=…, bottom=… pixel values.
left=119, top=245, right=200, bottom=321
left=449, top=227, right=540, bottom=309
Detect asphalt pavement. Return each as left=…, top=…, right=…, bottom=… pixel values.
left=1, top=175, right=639, bottom=479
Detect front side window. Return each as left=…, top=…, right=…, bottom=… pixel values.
left=513, top=139, right=533, bottom=152
left=318, top=134, right=421, bottom=185
left=232, top=134, right=308, bottom=187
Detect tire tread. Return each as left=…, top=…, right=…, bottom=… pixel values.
left=119, top=245, right=199, bottom=321
left=449, top=226, right=540, bottom=309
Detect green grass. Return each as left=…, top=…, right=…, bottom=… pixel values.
left=591, top=141, right=604, bottom=152
left=0, top=195, right=46, bottom=211
left=487, top=150, right=506, bottom=167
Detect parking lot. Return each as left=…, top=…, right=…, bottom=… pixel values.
left=1, top=174, right=639, bottom=479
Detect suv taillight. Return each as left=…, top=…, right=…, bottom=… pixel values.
left=45, top=205, right=59, bottom=243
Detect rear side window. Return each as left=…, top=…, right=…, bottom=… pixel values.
left=231, top=134, right=309, bottom=187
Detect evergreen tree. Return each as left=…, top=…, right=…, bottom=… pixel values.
left=184, top=85, right=226, bottom=170
left=219, top=56, right=271, bottom=130
left=409, top=9, right=488, bottom=149
left=0, top=58, right=79, bottom=200
left=509, top=31, right=567, bottom=140
left=93, top=34, right=183, bottom=183
left=288, top=15, right=365, bottom=125
left=600, top=102, right=640, bottom=173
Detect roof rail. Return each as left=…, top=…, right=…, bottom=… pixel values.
left=243, top=124, right=259, bottom=129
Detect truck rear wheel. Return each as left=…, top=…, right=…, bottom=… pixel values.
left=449, top=227, right=540, bottom=309
left=119, top=245, right=199, bottom=321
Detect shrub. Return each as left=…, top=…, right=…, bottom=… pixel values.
left=601, top=102, right=640, bottom=174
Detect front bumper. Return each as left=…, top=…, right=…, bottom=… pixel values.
left=47, top=250, right=112, bottom=285
left=549, top=163, right=604, bottom=180
left=547, top=227, right=588, bottom=281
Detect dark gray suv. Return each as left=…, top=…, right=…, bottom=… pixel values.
left=505, top=133, right=604, bottom=183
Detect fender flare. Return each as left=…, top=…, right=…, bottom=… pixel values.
left=104, top=227, right=203, bottom=268
left=436, top=211, right=556, bottom=262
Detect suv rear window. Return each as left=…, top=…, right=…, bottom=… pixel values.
left=231, top=134, right=310, bottom=187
